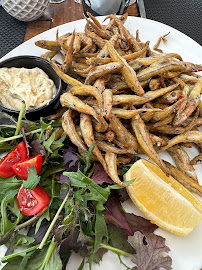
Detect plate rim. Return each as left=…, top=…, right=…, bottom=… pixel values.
left=1, top=15, right=202, bottom=62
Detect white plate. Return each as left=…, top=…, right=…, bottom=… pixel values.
left=0, top=16, right=202, bottom=270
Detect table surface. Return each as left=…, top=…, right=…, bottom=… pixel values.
left=24, top=0, right=139, bottom=42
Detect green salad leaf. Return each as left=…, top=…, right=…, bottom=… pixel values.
left=0, top=177, right=22, bottom=202
left=0, top=113, right=173, bottom=270
left=23, top=165, right=40, bottom=190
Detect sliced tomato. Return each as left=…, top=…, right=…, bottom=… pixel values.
left=0, top=141, right=28, bottom=178
left=12, top=154, right=43, bottom=180
left=17, top=184, right=50, bottom=216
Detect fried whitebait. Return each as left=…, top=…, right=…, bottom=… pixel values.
left=131, top=114, right=169, bottom=175
left=160, top=131, right=202, bottom=152
left=62, top=110, right=87, bottom=154
left=105, top=152, right=127, bottom=186
left=167, top=145, right=198, bottom=182
left=165, top=161, right=202, bottom=198
left=35, top=13, right=201, bottom=184
left=80, top=113, right=108, bottom=172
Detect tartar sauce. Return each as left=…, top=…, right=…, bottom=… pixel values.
left=0, top=67, right=57, bottom=110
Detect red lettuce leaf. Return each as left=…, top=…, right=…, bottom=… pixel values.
left=57, top=142, right=81, bottom=184
left=57, top=173, right=71, bottom=184
left=27, top=219, right=51, bottom=244
left=103, top=192, right=157, bottom=236
left=107, top=224, right=135, bottom=254
left=62, top=143, right=80, bottom=171
left=116, top=188, right=130, bottom=202
left=58, top=227, right=83, bottom=254
left=92, top=163, right=113, bottom=185
left=29, top=139, right=46, bottom=157
left=128, top=232, right=172, bottom=270
left=103, top=191, right=134, bottom=236
left=125, top=213, right=158, bottom=234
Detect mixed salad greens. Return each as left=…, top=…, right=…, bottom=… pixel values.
left=0, top=106, right=172, bottom=270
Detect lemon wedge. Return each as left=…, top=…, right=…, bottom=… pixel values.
left=124, top=159, right=202, bottom=236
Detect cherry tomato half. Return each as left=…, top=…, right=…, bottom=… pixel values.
left=12, top=154, right=43, bottom=180
left=0, top=141, right=28, bottom=178
left=17, top=184, right=50, bottom=216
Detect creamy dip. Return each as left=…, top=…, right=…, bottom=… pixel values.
left=0, top=67, right=57, bottom=110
